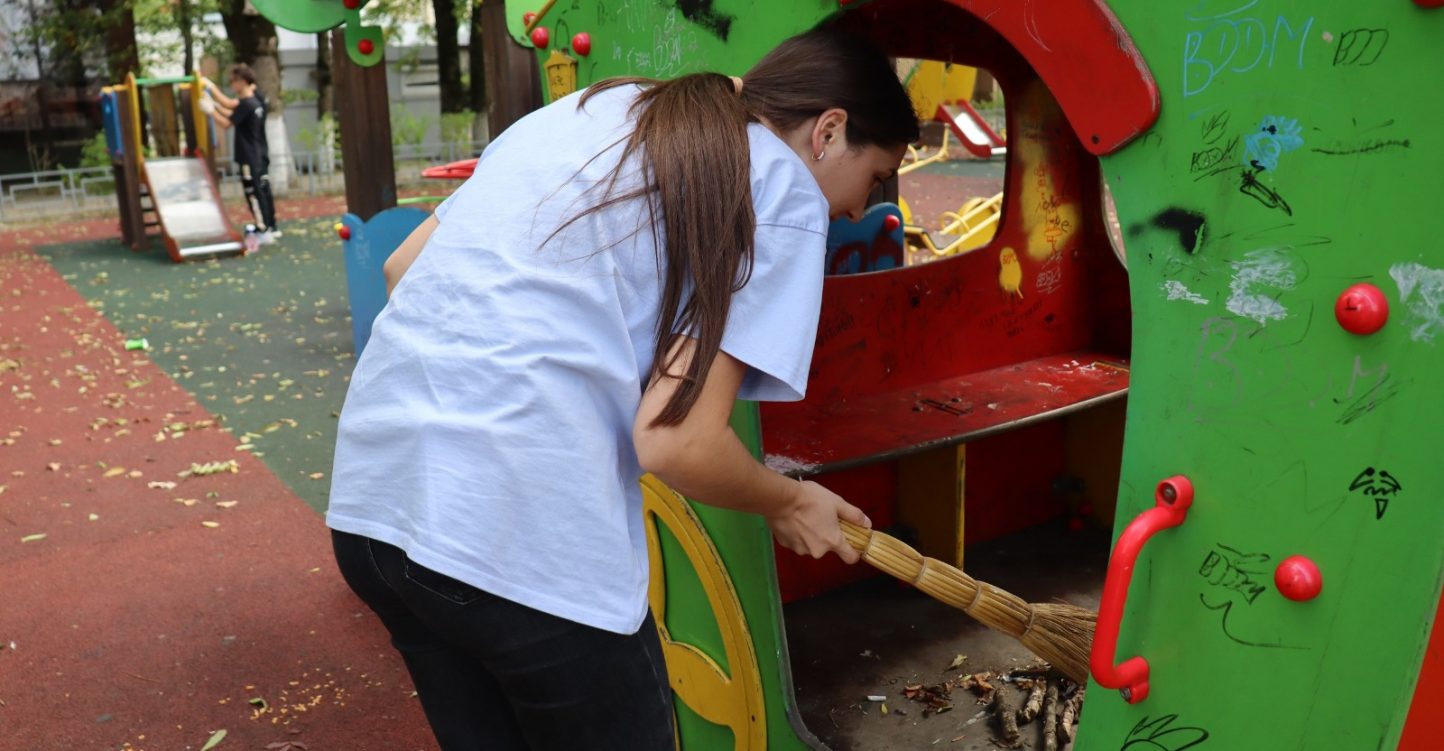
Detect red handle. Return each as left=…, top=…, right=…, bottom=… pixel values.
left=1090, top=475, right=1194, bottom=704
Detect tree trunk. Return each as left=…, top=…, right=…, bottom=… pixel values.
left=220, top=0, right=290, bottom=191
left=468, top=0, right=487, bottom=140
left=219, top=0, right=283, bottom=113
left=314, top=32, right=334, bottom=119
left=481, top=0, right=542, bottom=140
left=433, top=0, right=466, bottom=113
left=178, top=0, right=195, bottom=73
left=23, top=0, right=55, bottom=170
left=99, top=0, right=140, bottom=81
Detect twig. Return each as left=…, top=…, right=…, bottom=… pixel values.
left=1042, top=682, right=1060, bottom=751
left=1017, top=679, right=1045, bottom=724
left=1060, top=688, right=1083, bottom=743
left=126, top=672, right=162, bottom=684
left=993, top=687, right=1022, bottom=748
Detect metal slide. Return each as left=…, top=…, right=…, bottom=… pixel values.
left=142, top=157, right=243, bottom=261
left=939, top=103, right=1007, bottom=159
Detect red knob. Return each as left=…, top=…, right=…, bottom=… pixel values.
left=572, top=32, right=592, bottom=57
left=343, top=0, right=360, bottom=8
left=1415, top=0, right=1444, bottom=8
left=1275, top=556, right=1322, bottom=602
left=523, top=11, right=537, bottom=25
left=1334, top=283, right=1388, bottom=335
left=883, top=214, right=901, bottom=232
left=530, top=26, right=550, bottom=49
left=336, top=224, right=351, bottom=241
left=357, top=38, right=374, bottom=56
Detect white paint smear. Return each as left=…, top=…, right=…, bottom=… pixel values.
left=1227, top=248, right=1298, bottom=324
left=764, top=454, right=819, bottom=475
left=1163, top=279, right=1210, bottom=305
left=1390, top=262, right=1444, bottom=342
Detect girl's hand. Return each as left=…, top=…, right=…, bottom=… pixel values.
left=766, top=480, right=870, bottom=564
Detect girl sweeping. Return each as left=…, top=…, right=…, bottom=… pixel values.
left=327, top=27, right=919, bottom=750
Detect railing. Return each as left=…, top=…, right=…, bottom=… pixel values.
left=0, top=139, right=488, bottom=224
left=0, top=166, right=116, bottom=221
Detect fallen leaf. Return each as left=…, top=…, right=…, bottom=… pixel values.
left=200, top=729, right=228, bottom=751
left=946, top=654, right=968, bottom=671
left=216, top=501, right=238, bottom=509
left=148, top=481, right=177, bottom=490
left=88, top=513, right=99, bottom=521
left=308, top=472, right=324, bottom=480
left=201, top=521, right=220, bottom=528
left=103, top=466, right=127, bottom=478
left=46, top=463, right=61, bottom=472
left=20, top=533, right=47, bottom=543
left=249, top=697, right=268, bottom=710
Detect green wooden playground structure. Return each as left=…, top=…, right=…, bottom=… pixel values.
left=257, top=1, right=1444, bottom=748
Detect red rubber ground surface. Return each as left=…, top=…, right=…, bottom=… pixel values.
left=1, top=211, right=434, bottom=750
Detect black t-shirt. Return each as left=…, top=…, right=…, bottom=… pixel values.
left=231, top=93, right=269, bottom=168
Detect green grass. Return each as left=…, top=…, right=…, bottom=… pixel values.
left=36, top=215, right=358, bottom=513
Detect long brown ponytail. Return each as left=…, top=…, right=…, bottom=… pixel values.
left=568, top=27, right=919, bottom=427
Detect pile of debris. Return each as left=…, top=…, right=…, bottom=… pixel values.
left=896, top=662, right=1084, bottom=748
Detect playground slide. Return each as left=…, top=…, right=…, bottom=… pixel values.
left=143, top=157, right=243, bottom=261
left=939, top=103, right=1006, bottom=158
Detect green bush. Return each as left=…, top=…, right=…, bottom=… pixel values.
left=282, top=88, right=319, bottom=105
left=440, top=110, right=474, bottom=149
left=79, top=132, right=111, bottom=168
left=390, top=105, right=430, bottom=149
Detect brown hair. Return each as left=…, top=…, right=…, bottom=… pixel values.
left=228, top=63, right=257, bottom=86
left=571, top=27, right=918, bottom=426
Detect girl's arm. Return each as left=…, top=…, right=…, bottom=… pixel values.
left=634, top=338, right=869, bottom=563
left=202, top=79, right=240, bottom=110
left=383, top=214, right=440, bottom=294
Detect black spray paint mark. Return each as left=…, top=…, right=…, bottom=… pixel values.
left=1349, top=467, right=1402, bottom=519
left=1333, top=28, right=1389, bottom=67
left=1198, top=544, right=1268, bottom=603
left=1239, top=168, right=1292, bottom=215
left=1151, top=208, right=1207, bottom=254
left=674, top=0, right=733, bottom=41
left=1121, top=714, right=1211, bottom=751
left=1310, top=139, right=1411, bottom=156
left=1199, top=595, right=1309, bottom=651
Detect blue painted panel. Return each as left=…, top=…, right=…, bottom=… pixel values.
left=824, top=202, right=906, bottom=275
left=339, top=207, right=429, bottom=355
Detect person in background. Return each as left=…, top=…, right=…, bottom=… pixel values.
left=201, top=64, right=280, bottom=246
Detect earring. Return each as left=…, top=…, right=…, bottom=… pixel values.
left=813, top=151, right=826, bottom=161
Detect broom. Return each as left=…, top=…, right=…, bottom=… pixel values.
left=840, top=520, right=1095, bottom=684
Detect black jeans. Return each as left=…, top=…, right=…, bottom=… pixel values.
left=332, top=530, right=675, bottom=750
left=239, top=160, right=277, bottom=232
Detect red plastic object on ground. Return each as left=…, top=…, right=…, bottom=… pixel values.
left=1335, top=283, right=1389, bottom=335
left=1091, top=475, right=1195, bottom=704
left=421, top=158, right=479, bottom=181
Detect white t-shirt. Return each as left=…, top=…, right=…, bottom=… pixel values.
left=326, top=84, right=829, bottom=634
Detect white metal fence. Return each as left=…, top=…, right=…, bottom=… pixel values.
left=0, top=139, right=488, bottom=224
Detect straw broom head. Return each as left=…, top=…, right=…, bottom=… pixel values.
left=841, top=521, right=1095, bottom=684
